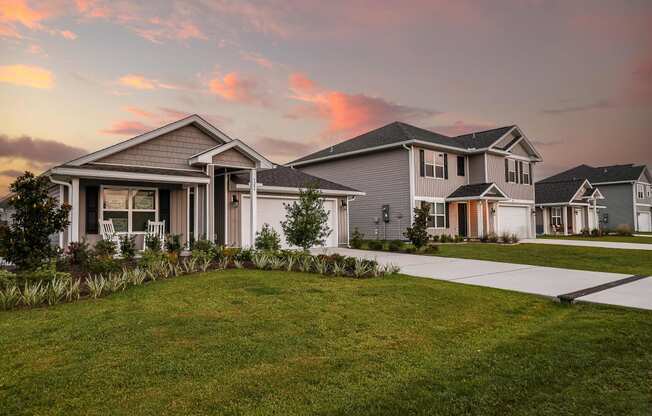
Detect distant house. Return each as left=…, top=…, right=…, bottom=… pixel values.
left=289, top=122, right=543, bottom=240
left=535, top=164, right=652, bottom=233
left=40, top=115, right=362, bottom=249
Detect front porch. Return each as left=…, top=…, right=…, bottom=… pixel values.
left=537, top=204, right=600, bottom=236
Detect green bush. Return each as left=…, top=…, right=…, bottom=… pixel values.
left=510, top=234, right=520, bottom=244
left=192, top=239, right=215, bottom=254
left=16, top=264, right=71, bottom=287
left=0, top=269, right=17, bottom=289
left=404, top=205, right=429, bottom=248
left=500, top=233, right=511, bottom=244
left=591, top=228, right=602, bottom=237
left=488, top=233, right=499, bottom=243
left=165, top=234, right=183, bottom=254
left=350, top=228, right=364, bottom=249
left=388, top=240, right=403, bottom=252
left=615, top=224, right=633, bottom=236
left=580, top=228, right=591, bottom=237
left=368, top=240, right=384, bottom=250
left=145, top=234, right=162, bottom=252
left=66, top=239, right=92, bottom=267
left=281, top=184, right=331, bottom=250
left=87, top=258, right=122, bottom=275
left=94, top=239, right=117, bottom=259
left=119, top=235, right=136, bottom=260
left=255, top=223, right=281, bottom=251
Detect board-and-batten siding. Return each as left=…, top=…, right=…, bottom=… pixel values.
left=170, top=189, right=188, bottom=244
left=298, top=148, right=411, bottom=241
left=486, top=154, right=535, bottom=201
left=412, top=147, right=466, bottom=197
left=96, top=125, right=221, bottom=171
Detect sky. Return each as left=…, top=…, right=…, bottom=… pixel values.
left=0, top=0, right=650, bottom=194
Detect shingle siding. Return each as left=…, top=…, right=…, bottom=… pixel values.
left=298, top=148, right=411, bottom=240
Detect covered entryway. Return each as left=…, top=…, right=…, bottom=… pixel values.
left=498, top=205, right=530, bottom=238
left=241, top=195, right=338, bottom=248
left=638, top=211, right=651, bottom=232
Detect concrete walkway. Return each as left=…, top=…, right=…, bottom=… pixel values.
left=522, top=238, right=652, bottom=250
left=314, top=247, right=652, bottom=310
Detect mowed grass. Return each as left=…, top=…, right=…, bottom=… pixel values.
left=540, top=235, right=652, bottom=244
left=434, top=243, right=652, bottom=276
left=2, top=270, right=652, bottom=416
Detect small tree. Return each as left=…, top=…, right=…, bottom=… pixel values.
left=255, top=223, right=281, bottom=251
left=281, top=183, right=331, bottom=251
left=404, top=204, right=429, bottom=248
left=0, top=172, right=70, bottom=270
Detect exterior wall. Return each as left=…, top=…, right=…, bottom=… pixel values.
left=486, top=154, right=535, bottom=201
left=468, top=155, right=485, bottom=183
left=412, top=147, right=466, bottom=197
left=227, top=190, right=242, bottom=247
left=170, top=188, right=188, bottom=245
left=338, top=197, right=348, bottom=245
left=509, top=142, right=530, bottom=157
left=97, top=125, right=220, bottom=171
left=299, top=148, right=411, bottom=241
left=596, top=183, right=634, bottom=229
left=212, top=148, right=255, bottom=167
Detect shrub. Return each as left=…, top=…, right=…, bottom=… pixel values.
left=388, top=240, right=403, bottom=252
left=281, top=183, right=331, bottom=250
left=479, top=234, right=489, bottom=243
left=420, top=245, right=439, bottom=254
left=488, top=233, right=499, bottom=243
left=510, top=234, right=520, bottom=244
left=0, top=172, right=70, bottom=271
left=580, top=228, right=591, bottom=237
left=144, top=234, right=162, bottom=252
left=331, top=262, right=345, bottom=276
left=86, top=275, right=106, bottom=298
left=46, top=277, right=68, bottom=306
left=383, top=263, right=401, bottom=275
left=403, top=245, right=417, bottom=253
left=223, top=247, right=241, bottom=259
left=431, top=234, right=440, bottom=243
left=165, top=234, right=183, bottom=255
left=192, top=239, right=214, bottom=254
left=20, top=281, right=47, bottom=307
left=368, top=240, right=384, bottom=251
left=615, top=224, right=633, bottom=236
left=404, top=205, right=429, bottom=248
left=94, top=239, right=117, bottom=259
left=0, top=285, right=20, bottom=310
left=65, top=279, right=81, bottom=302
left=234, top=248, right=254, bottom=262
left=17, top=265, right=71, bottom=287
left=350, top=228, right=364, bottom=249
left=255, top=223, right=281, bottom=251
left=500, top=232, right=511, bottom=244
left=439, top=234, right=450, bottom=243
left=252, top=253, right=271, bottom=269
left=0, top=269, right=17, bottom=290
left=87, top=257, right=122, bottom=275
left=119, top=235, right=136, bottom=260
left=66, top=239, right=92, bottom=267
left=591, top=228, right=602, bottom=237
left=192, top=249, right=213, bottom=272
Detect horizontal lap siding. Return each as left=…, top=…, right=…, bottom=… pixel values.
left=97, top=125, right=219, bottom=171
left=486, top=154, right=535, bottom=201
left=299, top=149, right=410, bottom=241
left=468, top=155, right=485, bottom=183
left=597, top=184, right=634, bottom=228
left=413, top=147, right=466, bottom=197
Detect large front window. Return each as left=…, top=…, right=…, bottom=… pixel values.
left=102, top=186, right=157, bottom=233
left=551, top=207, right=562, bottom=227
left=508, top=159, right=517, bottom=183
left=424, top=151, right=446, bottom=179
left=422, top=201, right=446, bottom=228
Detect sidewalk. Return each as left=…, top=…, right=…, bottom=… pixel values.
left=522, top=238, right=652, bottom=251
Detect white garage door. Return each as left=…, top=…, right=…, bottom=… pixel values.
left=241, top=195, right=338, bottom=248
left=638, top=211, right=651, bottom=232
left=498, top=205, right=530, bottom=239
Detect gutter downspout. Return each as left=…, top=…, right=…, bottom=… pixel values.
left=403, top=144, right=415, bottom=229
left=346, top=195, right=356, bottom=247
left=48, top=175, right=72, bottom=249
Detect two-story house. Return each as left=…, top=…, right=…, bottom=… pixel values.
left=536, top=164, right=652, bottom=232
left=289, top=122, right=542, bottom=240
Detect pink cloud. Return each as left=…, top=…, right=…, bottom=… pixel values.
left=209, top=72, right=267, bottom=105
left=100, top=120, right=152, bottom=136
left=288, top=72, right=439, bottom=137
left=240, top=51, right=274, bottom=69
left=117, top=74, right=181, bottom=91
left=59, top=29, right=77, bottom=40
left=123, top=106, right=156, bottom=119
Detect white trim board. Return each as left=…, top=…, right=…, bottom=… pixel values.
left=51, top=167, right=210, bottom=184
left=234, top=183, right=364, bottom=196
left=188, top=140, right=274, bottom=169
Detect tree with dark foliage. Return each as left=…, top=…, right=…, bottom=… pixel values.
left=281, top=183, right=331, bottom=251
left=0, top=172, right=70, bottom=270
left=404, top=204, right=429, bottom=248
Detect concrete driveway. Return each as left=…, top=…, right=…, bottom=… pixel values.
left=314, top=247, right=652, bottom=310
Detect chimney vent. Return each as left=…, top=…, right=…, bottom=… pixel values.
left=330, top=146, right=334, bottom=153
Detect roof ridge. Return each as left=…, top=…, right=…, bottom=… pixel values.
left=453, top=124, right=514, bottom=138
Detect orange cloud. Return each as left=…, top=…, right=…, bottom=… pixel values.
left=240, top=51, right=274, bottom=69
left=118, top=74, right=180, bottom=90
left=123, top=106, right=157, bottom=119
left=288, top=72, right=438, bottom=137
left=100, top=120, right=152, bottom=136
left=60, top=29, right=77, bottom=40
left=0, top=0, right=50, bottom=30
left=0, top=64, right=54, bottom=89
left=209, top=72, right=266, bottom=105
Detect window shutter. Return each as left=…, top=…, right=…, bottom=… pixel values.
left=159, top=189, right=171, bottom=233
left=505, top=159, right=509, bottom=182
left=443, top=154, right=448, bottom=179
left=519, top=161, right=524, bottom=184
left=445, top=202, right=450, bottom=228
left=85, top=186, right=99, bottom=234
left=529, top=164, right=533, bottom=185
left=419, top=149, right=425, bottom=177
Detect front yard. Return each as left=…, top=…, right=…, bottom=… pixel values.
left=2, top=269, right=652, bottom=416
left=539, top=235, right=652, bottom=244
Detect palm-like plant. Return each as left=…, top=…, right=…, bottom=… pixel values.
left=233, top=259, right=243, bottom=269
left=252, top=253, right=270, bottom=270
left=86, top=275, right=106, bottom=299
left=21, top=281, right=47, bottom=307
left=46, top=277, right=68, bottom=305
left=352, top=259, right=372, bottom=278
left=65, top=279, right=81, bottom=302
left=0, top=285, right=20, bottom=310
left=331, top=262, right=345, bottom=277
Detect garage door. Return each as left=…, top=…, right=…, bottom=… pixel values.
left=498, top=205, right=530, bottom=239
left=638, top=211, right=651, bottom=232
left=241, top=196, right=338, bottom=248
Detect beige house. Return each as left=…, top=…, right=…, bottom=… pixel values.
left=46, top=115, right=362, bottom=249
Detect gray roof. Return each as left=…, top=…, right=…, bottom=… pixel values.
left=232, top=166, right=359, bottom=193
left=447, top=183, right=495, bottom=199
left=539, top=164, right=647, bottom=184
left=535, top=179, right=586, bottom=204
left=61, top=163, right=209, bottom=178
left=291, top=122, right=515, bottom=165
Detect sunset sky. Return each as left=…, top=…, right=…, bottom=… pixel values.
left=1, top=0, right=650, bottom=194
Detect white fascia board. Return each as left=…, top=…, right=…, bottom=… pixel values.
left=414, top=196, right=446, bottom=203
left=480, top=183, right=508, bottom=198
left=189, top=140, right=274, bottom=168
left=568, top=179, right=592, bottom=203
left=446, top=196, right=508, bottom=202
left=51, top=167, right=210, bottom=184
left=66, top=115, right=232, bottom=166
left=235, top=183, right=365, bottom=196
left=592, top=180, right=635, bottom=185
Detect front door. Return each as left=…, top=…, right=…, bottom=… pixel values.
left=458, top=203, right=468, bottom=237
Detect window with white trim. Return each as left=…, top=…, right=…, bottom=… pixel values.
left=637, top=184, right=645, bottom=199
left=102, top=186, right=157, bottom=233
left=508, top=159, right=517, bottom=183
left=551, top=207, right=562, bottom=227
left=424, top=151, right=446, bottom=179
left=522, top=162, right=530, bottom=184
left=422, top=201, right=446, bottom=228
left=648, top=185, right=652, bottom=198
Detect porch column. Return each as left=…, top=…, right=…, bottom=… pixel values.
left=562, top=206, right=568, bottom=235
left=249, top=169, right=257, bottom=247
left=193, top=185, right=199, bottom=242
left=543, top=207, right=550, bottom=234
left=484, top=201, right=491, bottom=235
left=494, top=203, right=500, bottom=236
left=224, top=175, right=229, bottom=246
left=206, top=164, right=214, bottom=242
left=477, top=201, right=484, bottom=237
left=71, top=178, right=80, bottom=242
left=593, top=199, right=598, bottom=230
left=58, top=184, right=65, bottom=249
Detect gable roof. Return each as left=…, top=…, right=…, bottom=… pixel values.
left=188, top=140, right=274, bottom=168
left=65, top=114, right=234, bottom=167
left=231, top=166, right=361, bottom=194
left=289, top=122, right=537, bottom=166
left=446, top=183, right=507, bottom=200
left=535, top=179, right=589, bottom=205
left=539, top=164, right=648, bottom=184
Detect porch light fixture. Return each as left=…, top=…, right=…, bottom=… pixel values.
left=231, top=195, right=239, bottom=208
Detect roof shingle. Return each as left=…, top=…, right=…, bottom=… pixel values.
left=539, top=164, right=647, bottom=184
left=232, top=166, right=359, bottom=193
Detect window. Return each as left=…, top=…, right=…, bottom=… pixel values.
left=102, top=186, right=157, bottom=234
left=551, top=207, right=562, bottom=227
left=522, top=162, right=530, bottom=184
left=424, top=151, right=446, bottom=179
left=648, top=186, right=652, bottom=198
left=457, top=156, right=465, bottom=176
left=508, top=159, right=517, bottom=183
left=638, top=184, right=645, bottom=199
left=422, top=201, right=446, bottom=228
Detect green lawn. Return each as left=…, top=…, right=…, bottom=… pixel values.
left=539, top=235, right=652, bottom=244
left=434, top=243, right=652, bottom=276
left=2, top=270, right=652, bottom=416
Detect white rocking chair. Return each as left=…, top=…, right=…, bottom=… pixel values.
left=144, top=220, right=166, bottom=251
left=100, top=219, right=121, bottom=256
